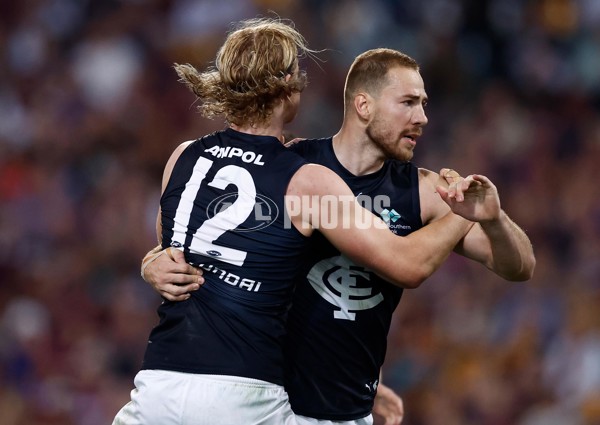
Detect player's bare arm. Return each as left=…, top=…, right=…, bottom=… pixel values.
left=373, top=383, right=404, bottom=425
left=373, top=368, right=404, bottom=425
left=286, top=164, right=474, bottom=288
left=140, top=141, right=205, bottom=301
left=419, top=167, right=535, bottom=281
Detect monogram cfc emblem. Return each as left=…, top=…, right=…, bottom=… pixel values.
left=307, top=255, right=384, bottom=320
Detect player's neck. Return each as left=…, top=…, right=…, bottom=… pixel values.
left=332, top=125, right=385, bottom=176
left=230, top=121, right=285, bottom=144
left=229, top=104, right=287, bottom=144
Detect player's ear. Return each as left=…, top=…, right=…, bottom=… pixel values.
left=354, top=93, right=371, bottom=120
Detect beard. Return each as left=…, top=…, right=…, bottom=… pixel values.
left=365, top=117, right=415, bottom=162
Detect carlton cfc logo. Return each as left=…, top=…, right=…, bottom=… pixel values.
left=307, top=255, right=384, bottom=321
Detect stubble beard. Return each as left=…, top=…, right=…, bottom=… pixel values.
left=366, top=120, right=414, bottom=162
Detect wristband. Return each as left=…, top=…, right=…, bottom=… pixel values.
left=140, top=250, right=164, bottom=281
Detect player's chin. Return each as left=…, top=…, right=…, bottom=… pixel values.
left=393, top=147, right=413, bottom=162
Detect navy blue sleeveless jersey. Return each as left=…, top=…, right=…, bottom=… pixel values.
left=284, top=138, right=423, bottom=420
left=142, top=128, right=308, bottom=385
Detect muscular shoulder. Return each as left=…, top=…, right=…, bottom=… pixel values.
left=162, top=140, right=195, bottom=193
left=288, top=163, right=352, bottom=197
left=418, top=167, right=440, bottom=187
left=418, top=167, right=446, bottom=199
left=418, top=167, right=450, bottom=224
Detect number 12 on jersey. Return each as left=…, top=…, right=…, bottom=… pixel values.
left=170, top=156, right=255, bottom=266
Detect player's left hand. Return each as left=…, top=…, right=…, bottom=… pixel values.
left=436, top=174, right=501, bottom=222
left=373, top=383, right=404, bottom=425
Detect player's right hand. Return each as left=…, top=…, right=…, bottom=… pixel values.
left=436, top=173, right=501, bottom=222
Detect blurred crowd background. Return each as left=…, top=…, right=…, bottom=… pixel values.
left=1, top=0, right=599, bottom=424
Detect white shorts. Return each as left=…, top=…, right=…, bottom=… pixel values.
left=296, top=414, right=373, bottom=425
left=112, top=370, right=298, bottom=425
